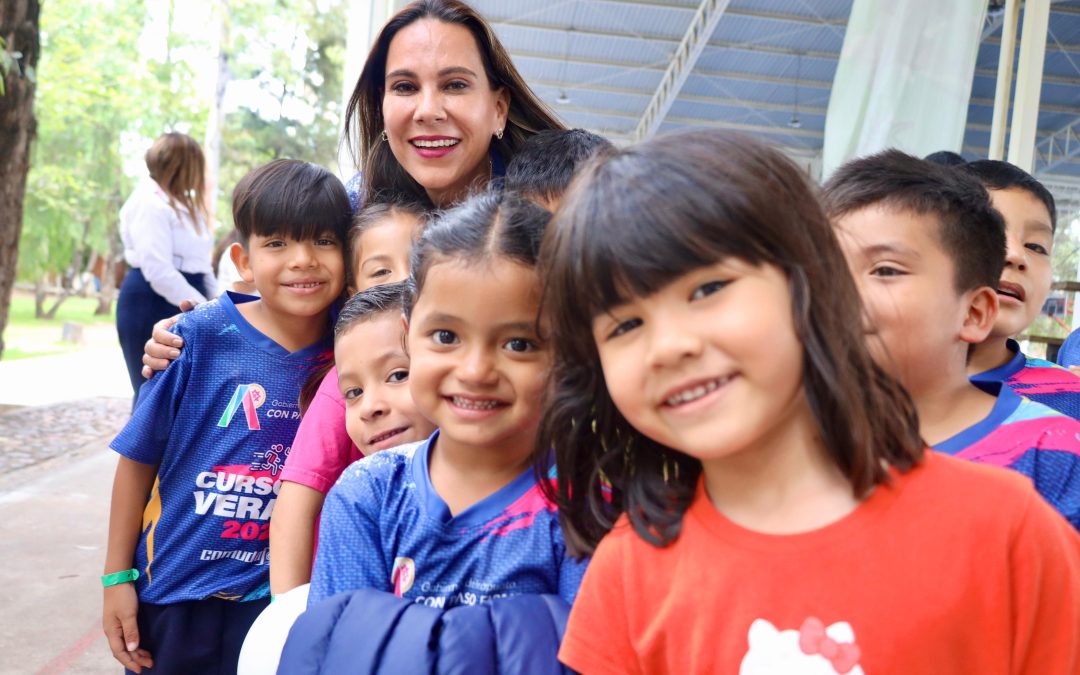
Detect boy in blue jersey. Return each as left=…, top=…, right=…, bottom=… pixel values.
left=824, top=150, right=1080, bottom=530
left=961, top=159, right=1080, bottom=418
left=102, top=159, right=349, bottom=674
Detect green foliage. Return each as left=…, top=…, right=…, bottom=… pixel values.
left=17, top=0, right=347, bottom=282
left=215, top=0, right=347, bottom=228
left=18, top=0, right=207, bottom=283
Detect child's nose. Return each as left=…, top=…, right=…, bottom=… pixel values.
left=646, top=326, right=703, bottom=369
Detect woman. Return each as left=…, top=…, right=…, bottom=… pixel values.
left=143, top=0, right=563, bottom=373
left=117, top=132, right=215, bottom=405
left=344, top=0, right=564, bottom=208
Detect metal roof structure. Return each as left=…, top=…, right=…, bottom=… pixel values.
left=466, top=0, right=1080, bottom=210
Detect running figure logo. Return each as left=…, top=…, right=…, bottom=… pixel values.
left=218, top=383, right=267, bottom=430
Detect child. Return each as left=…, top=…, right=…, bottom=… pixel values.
left=824, top=150, right=1080, bottom=529
left=308, top=190, right=586, bottom=608
left=961, top=159, right=1080, bottom=418
left=269, top=201, right=426, bottom=595
left=538, top=130, right=1080, bottom=673
left=504, top=128, right=614, bottom=210
left=102, top=159, right=349, bottom=674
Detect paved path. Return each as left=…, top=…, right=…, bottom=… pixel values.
left=0, top=345, right=134, bottom=674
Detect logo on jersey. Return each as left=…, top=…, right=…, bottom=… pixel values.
left=391, top=557, right=415, bottom=597
left=217, top=383, right=267, bottom=430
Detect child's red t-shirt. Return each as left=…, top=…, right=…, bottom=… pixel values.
left=560, top=452, right=1080, bottom=675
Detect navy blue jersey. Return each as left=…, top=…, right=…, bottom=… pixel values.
left=309, top=431, right=587, bottom=608
left=111, top=292, right=331, bottom=604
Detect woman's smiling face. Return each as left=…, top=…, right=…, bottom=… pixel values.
left=382, top=18, right=509, bottom=208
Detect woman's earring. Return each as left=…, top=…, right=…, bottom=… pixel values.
left=495, top=128, right=504, bottom=140
left=380, top=130, right=388, bottom=142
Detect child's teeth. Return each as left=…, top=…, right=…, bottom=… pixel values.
left=666, top=378, right=724, bottom=406
left=453, top=396, right=499, bottom=410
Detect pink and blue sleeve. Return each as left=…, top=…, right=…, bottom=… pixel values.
left=281, top=366, right=363, bottom=494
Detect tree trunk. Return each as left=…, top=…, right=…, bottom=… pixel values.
left=33, top=278, right=45, bottom=318
left=0, top=0, right=41, bottom=359
left=95, top=231, right=121, bottom=316
left=204, top=0, right=229, bottom=224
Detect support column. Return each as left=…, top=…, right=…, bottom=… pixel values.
left=988, top=0, right=1020, bottom=160
left=1007, top=0, right=1051, bottom=171
left=338, top=0, right=398, bottom=176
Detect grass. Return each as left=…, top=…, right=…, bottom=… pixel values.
left=1, top=291, right=117, bottom=362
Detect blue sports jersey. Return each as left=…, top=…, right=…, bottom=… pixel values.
left=971, top=338, right=1080, bottom=419
left=309, top=431, right=587, bottom=608
left=111, top=292, right=332, bottom=604
left=934, top=381, right=1080, bottom=530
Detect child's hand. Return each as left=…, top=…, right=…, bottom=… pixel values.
left=102, top=584, right=154, bottom=672
left=140, top=302, right=198, bottom=379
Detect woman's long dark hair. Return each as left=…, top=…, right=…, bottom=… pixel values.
left=537, top=129, right=924, bottom=557
left=344, top=0, right=564, bottom=208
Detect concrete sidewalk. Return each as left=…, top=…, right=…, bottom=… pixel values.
left=0, top=345, right=133, bottom=673
left=0, top=442, right=118, bottom=674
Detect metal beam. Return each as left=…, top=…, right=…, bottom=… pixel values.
left=512, top=48, right=834, bottom=89
left=633, top=0, right=733, bottom=141
left=530, top=77, right=829, bottom=114
left=1033, top=116, right=1080, bottom=174
left=491, top=18, right=838, bottom=61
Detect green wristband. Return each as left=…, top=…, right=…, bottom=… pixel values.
left=101, top=568, right=139, bottom=588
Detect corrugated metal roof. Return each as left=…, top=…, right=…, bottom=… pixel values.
left=465, top=0, right=1080, bottom=202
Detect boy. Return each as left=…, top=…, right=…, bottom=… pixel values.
left=102, top=159, right=349, bottom=673
left=504, top=128, right=614, bottom=210
left=961, top=159, right=1080, bottom=418
left=823, top=149, right=1080, bottom=530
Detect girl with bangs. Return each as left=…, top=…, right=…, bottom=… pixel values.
left=540, top=130, right=1080, bottom=674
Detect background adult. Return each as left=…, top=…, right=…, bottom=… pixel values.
left=117, top=132, right=216, bottom=404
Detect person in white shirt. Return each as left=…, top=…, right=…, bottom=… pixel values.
left=116, top=132, right=217, bottom=406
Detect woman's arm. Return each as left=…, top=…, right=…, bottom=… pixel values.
left=269, top=482, right=326, bottom=595
left=128, top=196, right=210, bottom=306
left=101, top=456, right=157, bottom=673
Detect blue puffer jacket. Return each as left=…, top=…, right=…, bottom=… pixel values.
left=278, top=590, right=575, bottom=675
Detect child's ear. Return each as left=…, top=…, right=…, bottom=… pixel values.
left=960, top=286, right=999, bottom=345
left=230, top=242, right=255, bottom=284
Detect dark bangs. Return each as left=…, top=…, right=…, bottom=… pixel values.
left=559, top=137, right=791, bottom=322
left=232, top=159, right=352, bottom=246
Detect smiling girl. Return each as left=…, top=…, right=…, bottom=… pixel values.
left=539, top=130, right=1080, bottom=674
left=308, top=190, right=585, bottom=609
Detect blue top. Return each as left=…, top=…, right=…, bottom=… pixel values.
left=309, top=431, right=587, bottom=607
left=111, top=292, right=332, bottom=604
left=934, top=381, right=1080, bottom=530
left=343, top=149, right=507, bottom=212
left=1058, top=328, right=1080, bottom=368
left=971, top=338, right=1080, bottom=418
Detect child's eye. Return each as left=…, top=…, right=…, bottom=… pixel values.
left=317, top=237, right=338, bottom=247
left=343, top=386, right=363, bottom=401
left=1025, top=242, right=1049, bottom=255
left=504, top=338, right=536, bottom=353
left=870, top=265, right=905, bottom=277
left=607, top=317, right=642, bottom=340
left=690, top=280, right=728, bottom=300
left=432, top=329, right=458, bottom=345
left=387, top=369, right=409, bottom=384
left=265, top=240, right=286, bottom=248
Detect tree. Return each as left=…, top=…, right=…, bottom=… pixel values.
left=0, top=0, right=40, bottom=359
left=17, top=0, right=207, bottom=318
